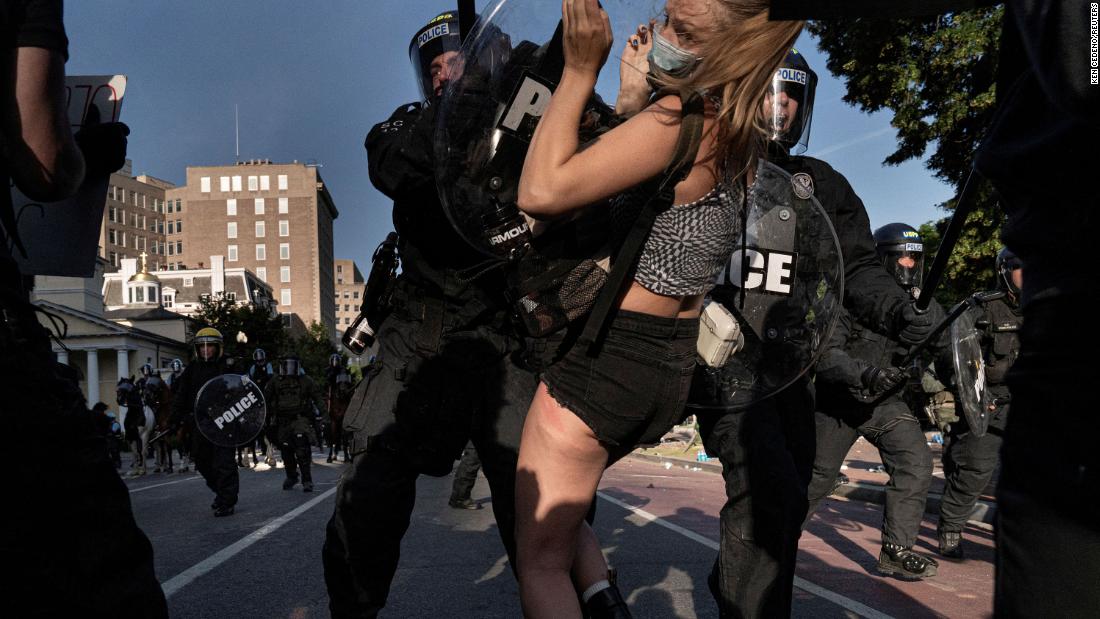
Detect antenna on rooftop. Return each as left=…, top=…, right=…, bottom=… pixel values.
left=235, top=104, right=240, bottom=160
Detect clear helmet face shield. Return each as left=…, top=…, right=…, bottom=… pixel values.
left=881, top=244, right=924, bottom=291
left=279, top=358, right=301, bottom=377
left=409, top=12, right=465, bottom=102
left=765, top=61, right=816, bottom=154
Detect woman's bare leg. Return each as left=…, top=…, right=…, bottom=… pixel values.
left=516, top=382, right=610, bottom=618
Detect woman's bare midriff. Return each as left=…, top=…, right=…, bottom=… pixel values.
left=619, top=281, right=705, bottom=319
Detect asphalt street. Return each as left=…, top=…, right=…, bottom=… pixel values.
left=124, top=450, right=995, bottom=618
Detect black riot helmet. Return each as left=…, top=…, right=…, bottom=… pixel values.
left=996, top=247, right=1023, bottom=297
left=765, top=48, right=818, bottom=154
left=873, top=223, right=925, bottom=292
left=329, top=353, right=342, bottom=368
left=253, top=348, right=267, bottom=365
left=170, top=359, right=183, bottom=373
left=409, top=11, right=464, bottom=102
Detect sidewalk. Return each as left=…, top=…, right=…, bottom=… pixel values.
left=632, top=426, right=998, bottom=527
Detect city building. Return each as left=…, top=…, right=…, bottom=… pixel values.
left=33, top=258, right=189, bottom=406
left=333, top=259, right=365, bottom=343
left=166, top=160, right=337, bottom=336
left=102, top=253, right=276, bottom=319
left=98, top=160, right=176, bottom=272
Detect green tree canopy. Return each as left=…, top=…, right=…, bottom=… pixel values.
left=809, top=9, right=1005, bottom=302
left=193, top=295, right=287, bottom=363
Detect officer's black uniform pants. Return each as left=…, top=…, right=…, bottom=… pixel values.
left=698, top=385, right=815, bottom=618
left=322, top=310, right=536, bottom=619
left=995, top=296, right=1100, bottom=617
left=938, top=405, right=1007, bottom=534
left=281, top=433, right=313, bottom=483
left=192, top=433, right=239, bottom=507
left=450, top=442, right=481, bottom=503
left=806, top=400, right=932, bottom=547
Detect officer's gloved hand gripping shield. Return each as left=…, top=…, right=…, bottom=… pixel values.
left=194, top=374, right=268, bottom=447
left=434, top=0, right=842, bottom=408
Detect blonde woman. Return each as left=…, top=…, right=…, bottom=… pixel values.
left=514, top=0, right=801, bottom=617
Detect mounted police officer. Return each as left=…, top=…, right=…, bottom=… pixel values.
left=937, top=248, right=1022, bottom=558
left=166, top=358, right=185, bottom=387
left=264, top=354, right=324, bottom=492
left=168, top=327, right=240, bottom=517
left=321, top=9, right=539, bottom=617
left=805, top=223, right=939, bottom=579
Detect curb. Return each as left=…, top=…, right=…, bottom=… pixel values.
left=627, top=452, right=997, bottom=527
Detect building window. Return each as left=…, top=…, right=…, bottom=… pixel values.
left=120, top=231, right=127, bottom=246
left=163, top=293, right=174, bottom=308
left=227, top=222, right=237, bottom=239
left=168, top=243, right=175, bottom=256
left=256, top=267, right=267, bottom=282
left=343, top=291, right=350, bottom=298
left=132, top=192, right=138, bottom=206
left=343, top=304, right=349, bottom=312
left=279, top=220, right=289, bottom=237
left=176, top=240, right=182, bottom=254
left=157, top=220, right=164, bottom=234
left=175, top=219, right=182, bottom=233
left=220, top=176, right=230, bottom=192
left=131, top=213, right=138, bottom=227
left=280, top=266, right=291, bottom=283
left=120, top=188, right=126, bottom=203
left=108, top=229, right=117, bottom=244
left=167, top=221, right=174, bottom=235
left=200, top=177, right=211, bottom=193
left=280, top=288, right=291, bottom=306
left=337, top=264, right=343, bottom=273
left=278, top=197, right=288, bottom=214
left=260, top=175, right=270, bottom=191
left=232, top=176, right=242, bottom=192
left=228, top=244, right=238, bottom=262
left=108, top=207, right=116, bottom=222
left=254, top=198, right=265, bottom=215
left=353, top=291, right=359, bottom=299
left=109, top=251, right=117, bottom=266
left=247, top=176, right=258, bottom=191
left=279, top=243, right=289, bottom=260
left=344, top=317, right=351, bottom=325
left=256, top=244, right=266, bottom=260
left=176, top=199, right=182, bottom=212
left=227, top=199, right=237, bottom=216
left=224, top=292, right=237, bottom=302
left=277, top=174, right=288, bottom=190
left=255, top=221, right=265, bottom=237
left=167, top=200, right=173, bottom=214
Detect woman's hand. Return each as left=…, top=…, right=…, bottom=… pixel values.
left=616, top=21, right=654, bottom=115
left=562, top=0, right=612, bottom=78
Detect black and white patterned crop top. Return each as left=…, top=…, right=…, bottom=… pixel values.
left=610, top=180, right=743, bottom=297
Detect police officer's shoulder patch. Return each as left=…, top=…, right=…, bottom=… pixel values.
left=791, top=172, right=814, bottom=199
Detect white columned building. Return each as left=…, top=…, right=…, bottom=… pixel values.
left=86, top=349, right=100, bottom=405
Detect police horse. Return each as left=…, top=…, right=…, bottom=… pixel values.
left=141, top=374, right=178, bottom=473
left=116, top=377, right=154, bottom=476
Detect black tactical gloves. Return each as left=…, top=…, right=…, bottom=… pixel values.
left=861, top=365, right=906, bottom=396
left=896, top=299, right=945, bottom=346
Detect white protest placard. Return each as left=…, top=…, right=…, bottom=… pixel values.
left=12, top=74, right=127, bottom=277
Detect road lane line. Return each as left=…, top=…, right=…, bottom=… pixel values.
left=595, top=491, right=895, bottom=619
left=128, top=476, right=201, bottom=493
left=161, top=487, right=337, bottom=598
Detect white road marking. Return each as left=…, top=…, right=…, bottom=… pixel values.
left=128, top=476, right=201, bottom=493
left=596, top=491, right=896, bottom=619
left=161, top=487, right=337, bottom=598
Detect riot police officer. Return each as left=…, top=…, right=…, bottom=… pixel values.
left=168, top=327, right=240, bottom=517
left=937, top=248, right=1022, bottom=558
left=805, top=223, right=939, bottom=579
left=248, top=348, right=277, bottom=466
left=322, top=10, right=539, bottom=617
left=265, top=355, right=323, bottom=492
left=682, top=49, right=940, bottom=615
left=167, top=358, right=184, bottom=387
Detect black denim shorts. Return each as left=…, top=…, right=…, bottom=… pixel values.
left=542, top=310, right=699, bottom=448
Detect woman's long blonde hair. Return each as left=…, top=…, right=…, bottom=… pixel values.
left=657, top=0, right=803, bottom=180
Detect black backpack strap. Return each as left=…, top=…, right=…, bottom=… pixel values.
left=579, top=90, right=705, bottom=355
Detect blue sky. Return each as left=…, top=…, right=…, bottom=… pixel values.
left=65, top=1, right=954, bottom=273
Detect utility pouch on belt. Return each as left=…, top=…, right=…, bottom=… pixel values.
left=697, top=300, right=744, bottom=368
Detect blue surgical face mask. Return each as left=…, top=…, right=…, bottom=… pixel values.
left=647, top=25, right=701, bottom=78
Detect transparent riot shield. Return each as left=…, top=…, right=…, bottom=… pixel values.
left=686, top=160, right=844, bottom=411
left=194, top=374, right=267, bottom=448
left=435, top=0, right=659, bottom=256
left=951, top=306, right=990, bottom=437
